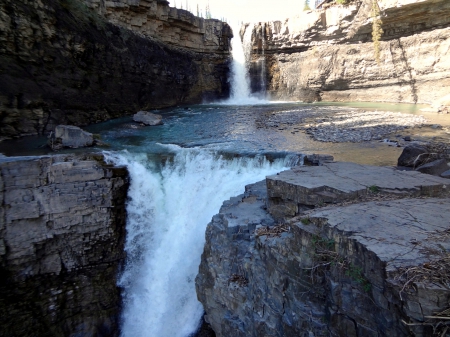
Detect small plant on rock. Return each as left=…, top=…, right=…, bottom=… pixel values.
left=301, top=217, right=311, bottom=225
left=346, top=264, right=372, bottom=292
left=368, top=185, right=380, bottom=193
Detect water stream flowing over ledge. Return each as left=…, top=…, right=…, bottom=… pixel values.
left=104, top=147, right=296, bottom=337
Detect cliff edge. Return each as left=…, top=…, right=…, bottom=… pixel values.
left=0, top=0, right=231, bottom=140
left=244, top=0, right=450, bottom=103
left=0, top=154, right=128, bottom=336
left=196, top=162, right=450, bottom=336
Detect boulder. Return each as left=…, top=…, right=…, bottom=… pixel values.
left=441, top=169, right=450, bottom=178
left=416, top=158, right=450, bottom=176
left=49, top=125, right=94, bottom=150
left=397, top=144, right=428, bottom=167
left=432, top=94, right=450, bottom=114
left=133, top=111, right=163, bottom=126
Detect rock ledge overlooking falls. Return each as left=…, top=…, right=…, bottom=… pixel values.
left=196, top=161, right=450, bottom=337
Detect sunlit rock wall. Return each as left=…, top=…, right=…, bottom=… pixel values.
left=245, top=0, right=450, bottom=103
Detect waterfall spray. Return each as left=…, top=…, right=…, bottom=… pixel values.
left=105, top=147, right=293, bottom=337
left=259, top=23, right=267, bottom=97
left=227, top=23, right=265, bottom=104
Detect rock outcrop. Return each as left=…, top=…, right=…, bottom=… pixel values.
left=196, top=161, right=450, bottom=337
left=397, top=143, right=450, bottom=178
left=50, top=125, right=95, bottom=149
left=82, top=0, right=231, bottom=53
left=0, top=0, right=231, bottom=140
left=133, top=110, right=163, bottom=125
left=0, top=154, right=128, bottom=336
left=244, top=0, right=450, bottom=104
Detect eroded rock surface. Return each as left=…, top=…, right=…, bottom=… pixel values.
left=0, top=0, right=231, bottom=140
left=0, top=154, right=128, bottom=336
left=196, top=163, right=450, bottom=337
left=50, top=125, right=95, bottom=149
left=266, top=161, right=449, bottom=220
left=245, top=0, right=450, bottom=104
left=133, top=110, right=163, bottom=125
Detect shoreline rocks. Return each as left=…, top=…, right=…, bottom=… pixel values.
left=48, top=125, right=95, bottom=150
left=398, top=143, right=450, bottom=178
left=133, top=111, right=163, bottom=126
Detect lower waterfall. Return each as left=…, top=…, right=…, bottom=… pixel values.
left=105, top=146, right=295, bottom=337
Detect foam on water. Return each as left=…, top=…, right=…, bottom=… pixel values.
left=104, top=146, right=293, bottom=337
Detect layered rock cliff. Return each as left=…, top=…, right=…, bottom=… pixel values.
left=0, top=154, right=128, bottom=336
left=0, top=0, right=231, bottom=140
left=244, top=0, right=450, bottom=103
left=196, top=162, right=450, bottom=337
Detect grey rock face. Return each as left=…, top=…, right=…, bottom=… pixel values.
left=196, top=164, right=450, bottom=337
left=0, top=154, right=129, bottom=337
left=266, top=161, right=449, bottom=221
left=52, top=125, right=94, bottom=148
left=133, top=111, right=163, bottom=126
left=0, top=0, right=230, bottom=139
left=416, top=159, right=450, bottom=176
left=398, top=144, right=428, bottom=167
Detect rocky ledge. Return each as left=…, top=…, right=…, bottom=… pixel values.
left=196, top=161, right=450, bottom=337
left=0, top=154, right=128, bottom=336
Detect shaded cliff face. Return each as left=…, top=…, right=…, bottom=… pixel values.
left=0, top=154, right=128, bottom=337
left=0, top=0, right=231, bottom=140
left=245, top=0, right=450, bottom=103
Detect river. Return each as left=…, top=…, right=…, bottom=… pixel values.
left=0, top=22, right=447, bottom=337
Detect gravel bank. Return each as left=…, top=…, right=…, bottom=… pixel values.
left=261, top=107, right=428, bottom=142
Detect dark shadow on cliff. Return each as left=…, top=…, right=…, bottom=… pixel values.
left=0, top=0, right=230, bottom=138
left=389, top=38, right=419, bottom=104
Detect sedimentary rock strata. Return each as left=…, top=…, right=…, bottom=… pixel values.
left=245, top=0, right=450, bottom=104
left=196, top=162, right=450, bottom=337
left=0, top=154, right=128, bottom=336
left=0, top=0, right=231, bottom=139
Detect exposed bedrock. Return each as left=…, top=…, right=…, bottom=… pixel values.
left=196, top=162, right=450, bottom=337
left=244, top=0, right=450, bottom=103
left=0, top=154, right=128, bottom=336
left=0, top=0, right=231, bottom=140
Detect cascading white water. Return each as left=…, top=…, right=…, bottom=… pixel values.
left=105, top=146, right=293, bottom=337
left=227, top=23, right=265, bottom=104
left=259, top=23, right=267, bottom=96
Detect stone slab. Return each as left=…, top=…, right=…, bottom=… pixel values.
left=304, top=198, right=450, bottom=271
left=197, top=173, right=450, bottom=337
left=266, top=162, right=449, bottom=219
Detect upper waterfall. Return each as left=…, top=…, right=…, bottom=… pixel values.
left=226, top=22, right=267, bottom=104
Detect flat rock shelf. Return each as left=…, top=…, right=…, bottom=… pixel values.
left=196, top=162, right=450, bottom=337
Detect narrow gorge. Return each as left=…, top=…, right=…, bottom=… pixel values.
left=0, top=0, right=231, bottom=140
left=0, top=0, right=449, bottom=337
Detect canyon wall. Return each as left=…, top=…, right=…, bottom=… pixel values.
left=0, top=0, right=231, bottom=140
left=196, top=163, right=450, bottom=337
left=245, top=0, right=450, bottom=103
left=0, top=154, right=128, bottom=336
